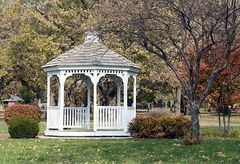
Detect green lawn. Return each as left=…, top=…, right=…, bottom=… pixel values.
left=0, top=139, right=239, bottom=163
left=0, top=118, right=239, bottom=163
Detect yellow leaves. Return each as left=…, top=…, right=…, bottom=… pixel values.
left=32, top=146, right=38, bottom=151
left=1, top=1, right=22, bottom=20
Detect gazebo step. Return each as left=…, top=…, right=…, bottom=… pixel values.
left=44, top=130, right=131, bottom=137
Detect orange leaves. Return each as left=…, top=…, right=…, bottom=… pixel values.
left=181, top=40, right=240, bottom=106
left=4, top=104, right=42, bottom=124
left=128, top=113, right=190, bottom=139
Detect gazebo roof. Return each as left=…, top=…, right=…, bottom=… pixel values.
left=42, top=32, right=141, bottom=72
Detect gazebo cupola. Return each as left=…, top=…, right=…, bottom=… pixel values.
left=42, top=31, right=141, bottom=137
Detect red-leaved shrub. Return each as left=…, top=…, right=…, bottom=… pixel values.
left=128, top=117, right=164, bottom=138
left=128, top=111, right=190, bottom=139
left=4, top=104, right=41, bottom=124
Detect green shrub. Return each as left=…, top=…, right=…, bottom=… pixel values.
left=228, top=128, right=240, bottom=138
left=128, top=117, right=164, bottom=138
left=8, top=117, right=39, bottom=138
left=128, top=113, right=190, bottom=139
left=4, top=104, right=41, bottom=124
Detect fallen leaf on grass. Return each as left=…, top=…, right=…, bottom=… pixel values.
left=173, top=143, right=181, bottom=146
left=33, top=146, right=38, bottom=150
left=216, top=152, right=226, bottom=157
left=202, top=155, right=209, bottom=160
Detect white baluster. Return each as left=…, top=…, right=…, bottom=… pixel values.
left=80, top=108, right=82, bottom=127
left=83, top=108, right=86, bottom=127
left=107, top=107, right=109, bottom=128
left=118, top=108, right=120, bottom=128
left=77, top=109, right=79, bottom=127
left=110, top=108, right=113, bottom=127
left=80, top=108, right=84, bottom=127
left=99, top=108, right=103, bottom=127
left=74, top=108, right=76, bottom=127
left=106, top=107, right=109, bottom=127
left=100, top=107, right=102, bottom=128
left=63, top=109, right=65, bottom=127
left=102, top=108, right=106, bottom=127
left=113, top=107, right=117, bottom=127
left=71, top=109, right=73, bottom=126
left=72, top=108, right=74, bottom=127
left=109, top=108, right=111, bottom=127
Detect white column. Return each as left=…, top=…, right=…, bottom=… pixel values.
left=123, top=74, right=129, bottom=131
left=58, top=73, right=67, bottom=131
left=46, top=73, right=52, bottom=130
left=93, top=81, right=97, bottom=131
left=47, top=74, right=51, bottom=107
left=89, top=71, right=105, bottom=131
left=133, top=76, right=137, bottom=108
left=87, top=81, right=91, bottom=129
left=92, top=70, right=99, bottom=131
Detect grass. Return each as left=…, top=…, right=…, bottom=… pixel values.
left=200, top=114, right=240, bottom=127
left=0, top=116, right=239, bottom=163
left=0, top=139, right=239, bottom=163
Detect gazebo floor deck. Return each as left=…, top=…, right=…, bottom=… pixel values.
left=45, top=129, right=130, bottom=137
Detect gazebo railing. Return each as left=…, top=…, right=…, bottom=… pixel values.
left=96, top=106, right=123, bottom=129
left=63, top=107, right=89, bottom=128
left=48, top=106, right=60, bottom=129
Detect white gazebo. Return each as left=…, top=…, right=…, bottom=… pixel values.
left=42, top=32, right=141, bottom=137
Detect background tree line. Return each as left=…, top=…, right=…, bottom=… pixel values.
left=1, top=0, right=240, bottom=140
left=0, top=0, right=175, bottom=107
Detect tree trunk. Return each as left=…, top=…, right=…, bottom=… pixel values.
left=190, top=103, right=200, bottom=140
left=227, top=112, right=231, bottom=134
left=218, top=112, right=221, bottom=131
left=223, top=114, right=226, bottom=137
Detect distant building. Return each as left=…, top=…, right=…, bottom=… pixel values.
left=2, top=95, right=23, bottom=107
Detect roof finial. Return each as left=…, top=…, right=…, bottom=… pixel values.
left=84, top=30, right=100, bottom=43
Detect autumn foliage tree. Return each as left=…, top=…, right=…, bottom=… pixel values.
left=100, top=0, right=240, bottom=141
left=197, top=44, right=240, bottom=109
left=181, top=41, right=240, bottom=109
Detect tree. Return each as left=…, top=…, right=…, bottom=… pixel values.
left=182, top=42, right=240, bottom=135
left=205, top=51, right=240, bottom=109
left=100, top=0, right=240, bottom=140
left=102, top=34, right=179, bottom=108
left=202, top=45, right=240, bottom=135
left=182, top=43, right=240, bottom=110
left=0, top=0, right=97, bottom=101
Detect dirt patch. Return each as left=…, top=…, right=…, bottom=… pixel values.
left=0, top=133, right=9, bottom=139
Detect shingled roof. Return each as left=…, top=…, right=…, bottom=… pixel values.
left=42, top=32, right=141, bottom=71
